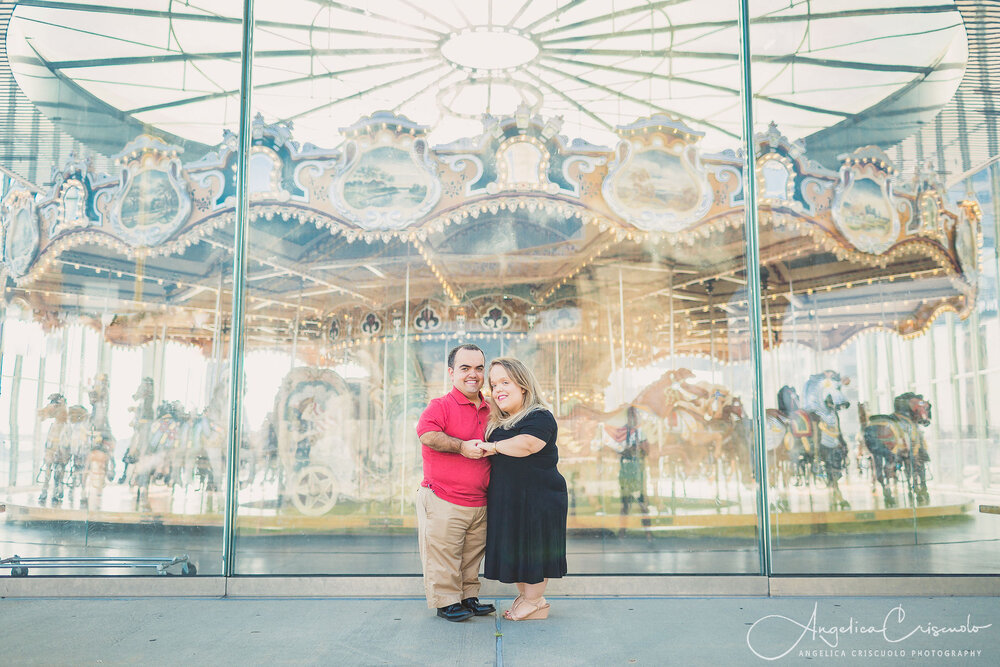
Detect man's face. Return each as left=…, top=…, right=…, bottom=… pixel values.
left=449, top=348, right=485, bottom=399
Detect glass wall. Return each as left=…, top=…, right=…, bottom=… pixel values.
left=749, top=0, right=1000, bottom=574
left=1, top=0, right=998, bottom=581
left=231, top=0, right=761, bottom=575
left=0, top=1, right=242, bottom=575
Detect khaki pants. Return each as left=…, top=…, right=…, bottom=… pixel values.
left=416, top=486, right=487, bottom=609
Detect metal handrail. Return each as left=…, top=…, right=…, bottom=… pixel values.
left=0, top=554, right=195, bottom=575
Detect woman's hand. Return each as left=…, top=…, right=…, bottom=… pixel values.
left=477, top=441, right=497, bottom=456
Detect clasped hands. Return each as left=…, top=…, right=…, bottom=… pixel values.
left=460, top=439, right=496, bottom=459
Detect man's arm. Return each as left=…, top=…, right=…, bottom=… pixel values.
left=419, top=431, right=485, bottom=459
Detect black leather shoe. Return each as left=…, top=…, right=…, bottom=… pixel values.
left=437, top=603, right=474, bottom=622
left=461, top=597, right=496, bottom=616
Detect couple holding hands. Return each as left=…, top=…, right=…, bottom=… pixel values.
left=416, top=344, right=568, bottom=623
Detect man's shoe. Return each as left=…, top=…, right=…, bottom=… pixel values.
left=437, top=603, right=474, bottom=622
left=461, top=597, right=496, bottom=616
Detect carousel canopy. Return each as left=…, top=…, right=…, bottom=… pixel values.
left=0, top=111, right=981, bottom=361
left=3, top=0, right=968, bottom=165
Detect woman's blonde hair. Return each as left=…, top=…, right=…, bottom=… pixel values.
left=485, top=357, right=548, bottom=439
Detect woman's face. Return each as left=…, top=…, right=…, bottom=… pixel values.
left=490, top=365, right=525, bottom=415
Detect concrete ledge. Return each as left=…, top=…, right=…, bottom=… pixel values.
left=0, top=576, right=226, bottom=598
left=769, top=576, right=1000, bottom=597
left=2, top=575, right=998, bottom=598
left=225, top=576, right=426, bottom=597
left=222, top=575, right=769, bottom=598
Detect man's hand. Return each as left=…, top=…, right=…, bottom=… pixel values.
left=460, top=439, right=485, bottom=459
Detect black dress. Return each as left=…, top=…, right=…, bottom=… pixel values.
left=484, top=409, right=568, bottom=584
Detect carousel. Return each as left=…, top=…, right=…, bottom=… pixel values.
left=0, top=108, right=981, bottom=532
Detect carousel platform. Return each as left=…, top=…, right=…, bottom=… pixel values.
left=0, top=479, right=976, bottom=534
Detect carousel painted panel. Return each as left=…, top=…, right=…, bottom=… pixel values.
left=602, top=139, right=712, bottom=233
left=248, top=146, right=289, bottom=201
left=42, top=179, right=92, bottom=239
left=1, top=188, right=40, bottom=278
left=330, top=137, right=441, bottom=231
left=954, top=207, right=980, bottom=286
left=831, top=150, right=904, bottom=255
left=106, top=137, right=193, bottom=248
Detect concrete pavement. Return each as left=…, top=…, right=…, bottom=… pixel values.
left=2, top=595, right=999, bottom=665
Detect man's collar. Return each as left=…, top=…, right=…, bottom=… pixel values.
left=448, top=386, right=484, bottom=406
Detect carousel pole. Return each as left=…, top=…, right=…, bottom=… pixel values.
left=77, top=325, right=86, bottom=405
left=618, top=268, right=627, bottom=399
left=209, top=268, right=225, bottom=395
left=946, top=315, right=965, bottom=488
left=223, top=0, right=255, bottom=578
left=32, top=352, right=47, bottom=479
left=668, top=271, right=675, bottom=370
left=401, top=265, right=410, bottom=515
left=98, top=314, right=107, bottom=375
left=289, top=281, right=302, bottom=371
left=737, top=0, right=771, bottom=576
left=709, top=316, right=716, bottom=383
left=554, top=338, right=561, bottom=417
left=155, top=324, right=168, bottom=403
left=812, top=309, right=821, bottom=372
left=58, top=327, right=68, bottom=394
left=606, top=303, right=617, bottom=403
left=966, top=177, right=991, bottom=490
left=8, top=354, right=22, bottom=487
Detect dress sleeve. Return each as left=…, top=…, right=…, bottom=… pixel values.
left=517, top=409, right=557, bottom=442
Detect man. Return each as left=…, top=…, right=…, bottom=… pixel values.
left=415, top=344, right=496, bottom=622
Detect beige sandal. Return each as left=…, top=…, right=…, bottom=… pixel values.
left=503, top=596, right=550, bottom=621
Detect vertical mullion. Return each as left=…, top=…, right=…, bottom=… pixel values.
left=737, top=0, right=771, bottom=577
left=223, top=0, right=256, bottom=580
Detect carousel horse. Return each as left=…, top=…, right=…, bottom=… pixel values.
left=36, top=394, right=91, bottom=504
left=36, top=394, right=72, bottom=503
left=87, top=374, right=113, bottom=441
left=802, top=371, right=852, bottom=509
left=121, top=377, right=155, bottom=484
left=861, top=393, right=932, bottom=507
left=765, top=372, right=852, bottom=509
left=764, top=385, right=814, bottom=486
left=631, top=369, right=729, bottom=476
left=81, top=434, right=116, bottom=509
left=185, top=381, right=229, bottom=491
left=131, top=400, right=189, bottom=508
left=707, top=393, right=754, bottom=484
left=564, top=369, right=742, bottom=493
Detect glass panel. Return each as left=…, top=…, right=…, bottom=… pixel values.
left=750, top=0, right=1000, bottom=573
left=234, top=0, right=760, bottom=575
left=0, top=1, right=242, bottom=575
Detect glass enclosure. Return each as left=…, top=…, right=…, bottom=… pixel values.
left=0, top=0, right=997, bottom=580
left=748, top=0, right=999, bottom=573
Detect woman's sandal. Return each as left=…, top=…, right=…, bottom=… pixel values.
left=503, top=596, right=550, bottom=621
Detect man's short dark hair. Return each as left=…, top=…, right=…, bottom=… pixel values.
left=448, top=344, right=485, bottom=369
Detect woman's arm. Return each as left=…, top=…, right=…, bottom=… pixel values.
left=484, top=433, right=546, bottom=458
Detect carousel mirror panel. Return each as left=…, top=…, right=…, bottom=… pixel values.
left=230, top=0, right=764, bottom=575
left=0, top=3, right=243, bottom=575
left=748, top=0, right=1000, bottom=574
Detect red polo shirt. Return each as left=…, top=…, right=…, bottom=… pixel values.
left=416, top=387, right=491, bottom=507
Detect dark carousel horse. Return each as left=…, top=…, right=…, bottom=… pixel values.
left=764, top=385, right=812, bottom=487
left=765, top=371, right=852, bottom=509
left=861, top=393, right=932, bottom=507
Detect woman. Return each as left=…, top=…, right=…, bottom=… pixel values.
left=480, top=357, right=568, bottom=621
